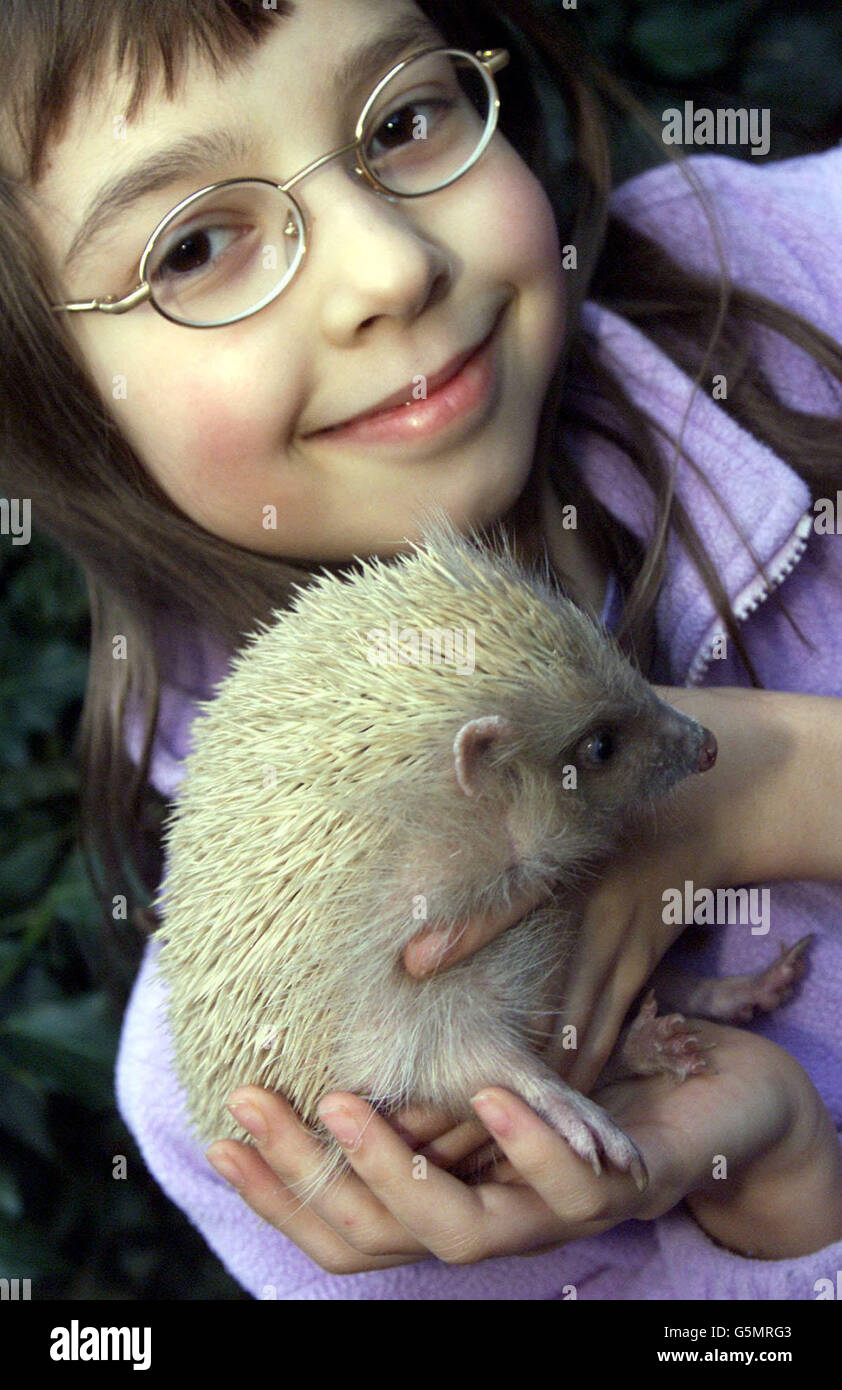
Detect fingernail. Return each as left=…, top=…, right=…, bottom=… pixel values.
left=470, top=1093, right=512, bottom=1137
left=319, top=1104, right=361, bottom=1150
left=207, top=1151, right=244, bottom=1188
left=228, top=1101, right=268, bottom=1142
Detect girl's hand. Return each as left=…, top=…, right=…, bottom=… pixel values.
left=206, top=1021, right=842, bottom=1274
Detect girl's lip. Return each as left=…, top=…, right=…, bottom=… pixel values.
left=306, top=314, right=504, bottom=448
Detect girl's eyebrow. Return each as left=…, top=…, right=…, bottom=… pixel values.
left=61, top=8, right=441, bottom=276
left=62, top=127, right=260, bottom=274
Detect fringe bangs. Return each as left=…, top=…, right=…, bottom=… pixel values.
left=2, top=0, right=289, bottom=183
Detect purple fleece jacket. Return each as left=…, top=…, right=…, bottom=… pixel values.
left=116, top=143, right=842, bottom=1299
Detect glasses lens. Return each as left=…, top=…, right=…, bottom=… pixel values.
left=359, top=50, right=496, bottom=196
left=144, top=181, right=304, bottom=327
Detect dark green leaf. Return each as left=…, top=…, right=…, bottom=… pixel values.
left=0, top=993, right=118, bottom=1109
left=0, top=761, right=79, bottom=811
left=743, top=14, right=842, bottom=127
left=0, top=1215, right=73, bottom=1279
left=0, top=640, right=87, bottom=765
left=630, top=1, right=749, bottom=80
left=0, top=825, right=69, bottom=905
left=0, top=1160, right=23, bottom=1219
left=4, top=539, right=87, bottom=628
left=0, top=1068, right=56, bottom=1159
left=42, top=846, right=100, bottom=931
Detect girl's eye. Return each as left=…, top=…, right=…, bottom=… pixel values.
left=366, top=96, right=451, bottom=159
left=150, top=222, right=245, bottom=284
left=575, top=728, right=617, bottom=768
left=362, top=47, right=487, bottom=183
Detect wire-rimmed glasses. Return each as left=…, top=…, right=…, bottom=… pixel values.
left=51, top=46, right=509, bottom=330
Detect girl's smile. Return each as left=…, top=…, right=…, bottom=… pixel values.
left=302, top=298, right=506, bottom=447
left=30, top=0, right=567, bottom=563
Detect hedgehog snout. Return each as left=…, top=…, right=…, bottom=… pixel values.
left=695, top=726, right=718, bottom=773
left=650, top=699, right=718, bottom=790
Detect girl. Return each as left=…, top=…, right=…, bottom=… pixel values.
left=3, top=0, right=842, bottom=1297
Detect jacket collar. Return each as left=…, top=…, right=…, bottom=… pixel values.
left=563, top=302, right=813, bottom=683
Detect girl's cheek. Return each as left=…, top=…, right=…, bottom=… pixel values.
left=184, top=380, right=278, bottom=476
left=160, top=397, right=288, bottom=533
left=123, top=360, right=288, bottom=500
left=465, top=143, right=565, bottom=367
left=75, top=322, right=304, bottom=545
left=80, top=308, right=290, bottom=465
left=476, top=140, right=564, bottom=279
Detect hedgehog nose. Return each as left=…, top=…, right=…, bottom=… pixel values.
left=696, top=727, right=718, bottom=773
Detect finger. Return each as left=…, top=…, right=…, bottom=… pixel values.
left=448, top=1136, right=507, bottom=1180
left=563, top=972, right=627, bottom=1092
left=417, top=1118, right=500, bottom=1169
left=388, top=1105, right=504, bottom=1173
left=220, top=1087, right=429, bottom=1264
left=566, top=944, right=661, bottom=1093
left=206, top=1135, right=417, bottom=1274
left=317, top=1092, right=563, bottom=1263
left=561, top=919, right=663, bottom=1093
left=468, top=1087, right=647, bottom=1235
left=403, top=880, right=555, bottom=978
left=551, top=937, right=626, bottom=1087
left=388, top=1104, right=490, bottom=1155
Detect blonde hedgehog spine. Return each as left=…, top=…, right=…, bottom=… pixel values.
left=155, top=508, right=715, bottom=1201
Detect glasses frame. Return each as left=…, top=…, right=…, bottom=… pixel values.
left=51, top=46, right=509, bottom=330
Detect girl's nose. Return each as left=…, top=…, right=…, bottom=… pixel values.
left=310, top=175, right=454, bottom=343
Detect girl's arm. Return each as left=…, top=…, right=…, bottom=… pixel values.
left=564, top=686, right=842, bottom=1092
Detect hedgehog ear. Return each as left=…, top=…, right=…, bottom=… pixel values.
left=453, top=716, right=518, bottom=798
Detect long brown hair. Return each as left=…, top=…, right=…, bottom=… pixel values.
left=2, top=0, right=841, bottom=1002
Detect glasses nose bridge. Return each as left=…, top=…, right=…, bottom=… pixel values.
left=279, top=136, right=370, bottom=203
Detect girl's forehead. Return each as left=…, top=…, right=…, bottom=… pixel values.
left=30, top=0, right=442, bottom=265
left=37, top=0, right=440, bottom=173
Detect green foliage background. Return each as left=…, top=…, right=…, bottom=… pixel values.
left=2, top=0, right=841, bottom=1300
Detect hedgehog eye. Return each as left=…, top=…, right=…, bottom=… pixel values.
left=575, top=727, right=616, bottom=768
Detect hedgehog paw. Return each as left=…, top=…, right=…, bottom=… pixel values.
left=615, top=989, right=712, bottom=1081
left=693, top=935, right=814, bottom=1024
left=530, top=1083, right=648, bottom=1191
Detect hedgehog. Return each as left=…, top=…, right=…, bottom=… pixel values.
left=154, top=510, right=725, bottom=1202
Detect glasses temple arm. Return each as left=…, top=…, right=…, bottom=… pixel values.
left=53, top=283, right=151, bottom=315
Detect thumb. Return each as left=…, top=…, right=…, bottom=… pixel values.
left=403, top=881, right=556, bottom=977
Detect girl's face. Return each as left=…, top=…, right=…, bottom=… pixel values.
left=32, top=0, right=566, bottom=561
